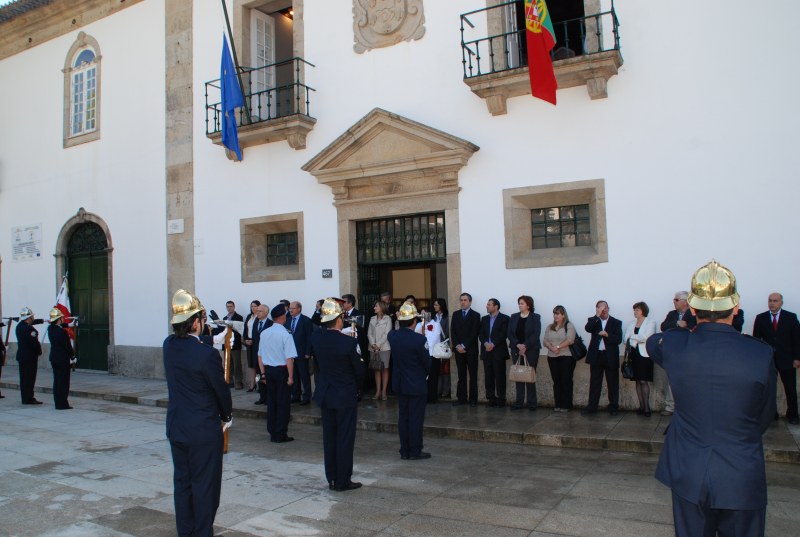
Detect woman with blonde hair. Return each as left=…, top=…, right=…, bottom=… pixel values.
left=368, top=300, right=392, bottom=400
left=543, top=305, right=576, bottom=412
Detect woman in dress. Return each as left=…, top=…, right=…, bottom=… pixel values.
left=433, top=298, right=451, bottom=399
left=543, top=305, right=576, bottom=412
left=508, top=295, right=542, bottom=410
left=368, top=300, right=392, bottom=400
left=624, top=301, right=657, bottom=416
left=242, top=300, right=261, bottom=391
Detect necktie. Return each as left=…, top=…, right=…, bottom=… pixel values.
left=678, top=312, right=683, bottom=321
left=773, top=314, right=778, bottom=332
left=463, top=310, right=467, bottom=318
left=258, top=320, right=264, bottom=332
left=291, top=317, right=297, bottom=331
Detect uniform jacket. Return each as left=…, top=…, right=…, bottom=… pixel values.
left=163, top=335, right=233, bottom=444
left=285, top=313, right=313, bottom=358
left=388, top=327, right=430, bottom=397
left=450, top=308, right=481, bottom=355
left=646, top=322, right=775, bottom=509
left=15, top=321, right=42, bottom=362
left=479, top=312, right=510, bottom=360
left=584, top=316, right=623, bottom=366
left=311, top=329, right=364, bottom=408
left=47, top=323, right=74, bottom=367
left=660, top=309, right=697, bottom=331
left=753, top=309, right=800, bottom=370
left=507, top=312, right=541, bottom=364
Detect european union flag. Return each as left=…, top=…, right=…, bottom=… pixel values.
left=220, top=34, right=244, bottom=161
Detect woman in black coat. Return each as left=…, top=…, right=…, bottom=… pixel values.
left=507, top=295, right=542, bottom=410
left=242, top=300, right=261, bottom=391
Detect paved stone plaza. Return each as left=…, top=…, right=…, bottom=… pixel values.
left=0, top=385, right=799, bottom=537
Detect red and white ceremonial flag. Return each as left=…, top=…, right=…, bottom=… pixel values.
left=56, top=275, right=75, bottom=340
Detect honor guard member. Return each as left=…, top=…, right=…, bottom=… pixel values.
left=388, top=302, right=432, bottom=460
left=310, top=298, right=365, bottom=491
left=48, top=308, right=75, bottom=409
left=16, top=307, right=43, bottom=405
left=163, top=289, right=232, bottom=537
left=258, top=304, right=297, bottom=443
left=646, top=260, right=775, bottom=537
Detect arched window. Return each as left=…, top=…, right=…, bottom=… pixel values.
left=63, top=32, right=102, bottom=147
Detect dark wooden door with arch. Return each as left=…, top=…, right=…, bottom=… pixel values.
left=67, top=223, right=110, bottom=371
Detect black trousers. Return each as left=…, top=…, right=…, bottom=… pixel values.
left=455, top=351, right=478, bottom=403
left=777, top=367, right=798, bottom=419
left=397, top=393, right=426, bottom=457
left=18, top=357, right=38, bottom=403
left=265, top=365, right=291, bottom=440
left=586, top=351, right=619, bottom=411
left=548, top=356, right=575, bottom=410
left=671, top=490, right=765, bottom=537
left=292, top=357, right=312, bottom=402
left=483, top=355, right=507, bottom=403
left=320, top=405, right=357, bottom=487
left=52, top=363, right=71, bottom=409
left=170, top=437, right=223, bottom=537
left=426, top=359, right=440, bottom=403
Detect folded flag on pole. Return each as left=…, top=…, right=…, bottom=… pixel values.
left=221, top=34, right=244, bottom=161
left=56, top=275, right=75, bottom=341
left=525, top=0, right=557, bottom=105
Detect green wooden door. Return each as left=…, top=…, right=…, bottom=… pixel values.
left=67, top=224, right=109, bottom=371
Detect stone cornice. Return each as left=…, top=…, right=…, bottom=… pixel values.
left=0, top=0, right=144, bottom=61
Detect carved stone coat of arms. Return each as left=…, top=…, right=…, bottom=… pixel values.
left=353, top=0, right=426, bottom=53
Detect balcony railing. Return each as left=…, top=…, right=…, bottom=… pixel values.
left=460, top=1, right=620, bottom=79
left=205, top=57, right=315, bottom=136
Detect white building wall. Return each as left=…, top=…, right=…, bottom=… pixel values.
left=191, top=0, right=800, bottom=333
left=0, top=0, right=167, bottom=347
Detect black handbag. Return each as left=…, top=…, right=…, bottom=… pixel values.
left=621, top=344, right=634, bottom=379
left=568, top=323, right=587, bottom=361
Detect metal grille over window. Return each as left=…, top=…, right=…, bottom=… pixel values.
left=531, top=205, right=591, bottom=249
left=356, top=213, right=446, bottom=264
left=266, top=232, right=298, bottom=266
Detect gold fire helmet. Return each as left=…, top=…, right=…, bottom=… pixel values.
left=49, top=308, right=64, bottom=322
left=396, top=302, right=420, bottom=321
left=687, top=259, right=740, bottom=312
left=320, top=297, right=344, bottom=323
left=19, top=306, right=33, bottom=321
left=170, top=289, right=205, bottom=324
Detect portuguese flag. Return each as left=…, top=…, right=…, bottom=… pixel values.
left=525, top=0, right=557, bottom=105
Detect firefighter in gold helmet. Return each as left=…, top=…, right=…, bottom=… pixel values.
left=48, top=307, right=75, bottom=409
left=645, top=260, right=776, bottom=537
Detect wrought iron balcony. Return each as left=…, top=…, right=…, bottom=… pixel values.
left=460, top=1, right=623, bottom=114
left=205, top=57, right=316, bottom=150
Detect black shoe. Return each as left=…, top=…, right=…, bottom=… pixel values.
left=254, top=400, right=266, bottom=405
left=291, top=398, right=301, bottom=404
left=609, top=409, right=619, bottom=416
left=400, top=454, right=410, bottom=460
left=452, top=401, right=467, bottom=407
left=409, top=452, right=431, bottom=460
left=510, top=403, right=523, bottom=411
left=643, top=411, right=652, bottom=417
left=272, top=436, right=294, bottom=443
left=246, top=387, right=256, bottom=392
left=469, top=402, right=477, bottom=407
left=23, top=399, right=44, bottom=405
left=328, top=481, right=335, bottom=490
left=0, top=394, right=5, bottom=399
left=334, top=481, right=362, bottom=492
left=528, top=406, right=537, bottom=411
left=299, top=400, right=310, bottom=406
left=56, top=406, right=74, bottom=410
left=788, top=417, right=799, bottom=425
left=636, top=408, right=644, bottom=415
left=487, top=400, right=497, bottom=407
left=580, top=408, right=597, bottom=416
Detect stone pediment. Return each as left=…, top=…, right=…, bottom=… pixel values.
left=302, top=108, right=478, bottom=205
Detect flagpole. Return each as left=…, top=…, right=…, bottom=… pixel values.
left=220, top=0, right=252, bottom=124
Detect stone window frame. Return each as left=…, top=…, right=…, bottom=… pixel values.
left=63, top=32, right=102, bottom=148
left=240, top=211, right=305, bottom=282
left=503, top=179, right=607, bottom=269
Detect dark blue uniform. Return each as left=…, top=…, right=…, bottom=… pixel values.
left=163, top=334, right=232, bottom=537
left=15, top=321, right=42, bottom=404
left=388, top=327, right=430, bottom=458
left=311, top=329, right=364, bottom=488
left=48, top=323, right=74, bottom=409
left=646, top=322, right=776, bottom=537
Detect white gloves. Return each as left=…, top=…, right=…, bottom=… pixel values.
left=222, top=417, right=233, bottom=432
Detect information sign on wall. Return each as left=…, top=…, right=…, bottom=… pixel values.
left=11, top=223, right=42, bottom=262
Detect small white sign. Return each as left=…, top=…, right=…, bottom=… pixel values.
left=167, top=219, right=185, bottom=234
left=11, top=223, right=42, bottom=262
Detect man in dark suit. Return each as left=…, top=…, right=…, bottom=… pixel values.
left=659, top=291, right=697, bottom=416
left=15, top=307, right=43, bottom=405
left=753, top=292, right=800, bottom=425
left=646, top=260, right=775, bottom=537
left=223, top=301, right=245, bottom=389
left=251, top=304, right=272, bottom=405
left=311, top=298, right=365, bottom=491
left=479, top=298, right=510, bottom=407
left=286, top=301, right=314, bottom=405
left=450, top=292, right=481, bottom=407
left=582, top=300, right=623, bottom=416
left=163, top=289, right=232, bottom=537
left=47, top=308, right=75, bottom=410
left=388, top=303, right=431, bottom=460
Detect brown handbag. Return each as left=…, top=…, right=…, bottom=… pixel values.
left=509, top=354, right=536, bottom=383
